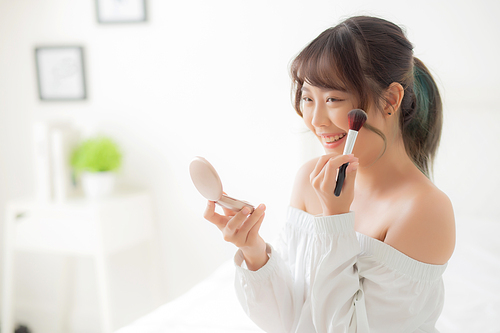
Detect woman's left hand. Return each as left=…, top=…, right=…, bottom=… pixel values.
left=310, top=154, right=359, bottom=216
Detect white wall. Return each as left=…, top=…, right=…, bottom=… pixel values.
left=0, top=0, right=498, bottom=332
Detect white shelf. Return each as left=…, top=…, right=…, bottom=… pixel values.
left=1, top=190, right=160, bottom=333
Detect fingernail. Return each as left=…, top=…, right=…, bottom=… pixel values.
left=242, top=207, right=250, bottom=214
left=258, top=204, right=266, bottom=211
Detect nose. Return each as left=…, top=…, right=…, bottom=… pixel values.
left=311, top=103, right=330, bottom=128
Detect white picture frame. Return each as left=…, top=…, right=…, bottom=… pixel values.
left=96, top=0, right=147, bottom=24
left=35, top=46, right=87, bottom=101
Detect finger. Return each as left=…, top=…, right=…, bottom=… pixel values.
left=238, top=204, right=266, bottom=235
left=247, top=211, right=265, bottom=241
left=223, top=207, right=254, bottom=244
left=221, top=206, right=236, bottom=217
left=225, top=206, right=252, bottom=232
left=329, top=154, right=357, bottom=169
left=322, top=159, right=339, bottom=192
left=310, top=154, right=356, bottom=182
left=311, top=155, right=358, bottom=191
left=311, top=157, right=341, bottom=190
left=342, top=162, right=359, bottom=193
left=311, top=158, right=330, bottom=189
left=203, top=201, right=227, bottom=229
left=310, top=154, right=334, bottom=181
left=219, top=192, right=237, bottom=216
left=346, top=161, right=359, bottom=173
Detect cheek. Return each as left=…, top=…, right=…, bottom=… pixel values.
left=337, top=115, right=350, bottom=129
left=302, top=113, right=315, bottom=131
left=365, top=109, right=385, bottom=130
left=352, top=126, right=386, bottom=164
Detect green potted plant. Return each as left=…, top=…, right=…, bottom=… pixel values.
left=70, top=136, right=122, bottom=198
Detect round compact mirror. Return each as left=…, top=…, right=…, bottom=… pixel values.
left=189, top=156, right=223, bottom=201
left=189, top=156, right=255, bottom=213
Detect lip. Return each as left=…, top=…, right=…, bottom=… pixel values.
left=318, top=132, right=346, bottom=137
left=319, top=132, right=347, bottom=149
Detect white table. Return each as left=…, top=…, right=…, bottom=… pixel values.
left=1, top=190, right=160, bottom=333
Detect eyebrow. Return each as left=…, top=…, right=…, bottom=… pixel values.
left=301, top=86, right=347, bottom=93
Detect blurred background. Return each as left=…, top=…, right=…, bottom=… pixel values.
left=0, top=0, right=499, bottom=332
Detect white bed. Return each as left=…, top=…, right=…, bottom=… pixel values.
left=113, top=259, right=261, bottom=333
left=115, top=213, right=500, bottom=333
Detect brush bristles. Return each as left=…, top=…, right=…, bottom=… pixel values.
left=347, top=109, right=367, bottom=132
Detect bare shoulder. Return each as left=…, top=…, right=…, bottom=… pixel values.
left=384, top=182, right=456, bottom=265
left=289, top=156, right=321, bottom=212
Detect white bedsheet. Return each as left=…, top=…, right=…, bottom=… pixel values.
left=114, top=259, right=263, bottom=333
left=115, top=214, right=500, bottom=333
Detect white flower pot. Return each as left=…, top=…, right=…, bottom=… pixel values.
left=81, top=172, right=116, bottom=199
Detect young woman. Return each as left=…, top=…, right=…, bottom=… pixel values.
left=204, top=15, right=455, bottom=332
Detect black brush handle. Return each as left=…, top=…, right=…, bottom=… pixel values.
left=334, top=162, right=349, bottom=197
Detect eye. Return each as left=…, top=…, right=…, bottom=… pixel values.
left=327, top=97, right=343, bottom=102
left=302, top=96, right=313, bottom=102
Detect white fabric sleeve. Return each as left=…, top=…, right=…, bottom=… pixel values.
left=234, top=243, right=295, bottom=333
left=310, top=213, right=363, bottom=332
left=234, top=211, right=363, bottom=333
left=356, top=233, right=447, bottom=333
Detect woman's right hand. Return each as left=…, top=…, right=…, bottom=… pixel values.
left=203, top=200, right=268, bottom=271
left=310, top=153, right=359, bottom=216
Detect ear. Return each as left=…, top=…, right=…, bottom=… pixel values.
left=384, top=82, right=404, bottom=116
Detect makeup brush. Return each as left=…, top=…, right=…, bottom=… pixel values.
left=334, top=109, right=367, bottom=197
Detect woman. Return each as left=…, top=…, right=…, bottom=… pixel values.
left=204, top=15, right=455, bottom=332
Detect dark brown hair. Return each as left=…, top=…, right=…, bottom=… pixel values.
left=290, top=16, right=442, bottom=177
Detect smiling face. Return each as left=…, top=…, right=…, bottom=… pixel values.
left=301, top=82, right=386, bottom=165
left=301, top=83, right=354, bottom=151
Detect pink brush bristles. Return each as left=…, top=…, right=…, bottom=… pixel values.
left=334, top=108, right=368, bottom=197
left=348, top=109, right=367, bottom=131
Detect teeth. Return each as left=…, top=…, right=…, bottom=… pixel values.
left=323, top=133, right=345, bottom=143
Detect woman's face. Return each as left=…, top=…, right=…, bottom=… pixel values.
left=301, top=82, right=386, bottom=165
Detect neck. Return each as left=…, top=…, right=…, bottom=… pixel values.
left=355, top=138, right=419, bottom=195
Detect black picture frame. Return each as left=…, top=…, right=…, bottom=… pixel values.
left=96, top=0, right=147, bottom=24
left=35, top=46, right=87, bottom=101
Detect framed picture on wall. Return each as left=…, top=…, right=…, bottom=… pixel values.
left=96, top=0, right=147, bottom=23
left=35, top=46, right=87, bottom=101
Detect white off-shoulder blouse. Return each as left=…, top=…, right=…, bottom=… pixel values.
left=234, top=206, right=447, bottom=333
